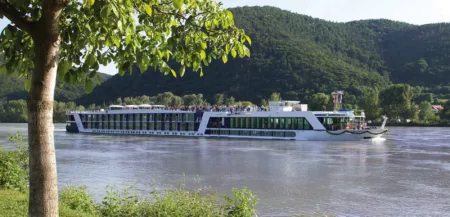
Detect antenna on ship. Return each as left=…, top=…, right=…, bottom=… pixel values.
left=331, top=90, right=344, bottom=111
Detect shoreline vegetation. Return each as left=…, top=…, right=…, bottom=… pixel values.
left=1, top=88, right=449, bottom=125
left=0, top=186, right=258, bottom=217
left=0, top=133, right=259, bottom=217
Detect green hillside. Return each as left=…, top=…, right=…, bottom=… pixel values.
left=78, top=6, right=450, bottom=105
left=3, top=6, right=449, bottom=106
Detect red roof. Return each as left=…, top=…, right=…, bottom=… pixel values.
left=432, top=105, right=444, bottom=110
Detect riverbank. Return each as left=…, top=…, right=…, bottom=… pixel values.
left=0, top=186, right=258, bottom=217
left=0, top=189, right=96, bottom=217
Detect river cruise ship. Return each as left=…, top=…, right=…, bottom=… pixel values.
left=66, top=101, right=388, bottom=141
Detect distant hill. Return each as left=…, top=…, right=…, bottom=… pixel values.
left=48, top=7, right=450, bottom=105
left=0, top=73, right=111, bottom=102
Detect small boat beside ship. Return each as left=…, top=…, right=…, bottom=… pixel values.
left=66, top=98, right=388, bottom=141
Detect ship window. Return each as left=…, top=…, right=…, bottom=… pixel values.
left=188, top=114, right=195, bottom=122
left=262, top=131, right=272, bottom=137
left=171, top=122, right=176, bottom=131
left=304, top=119, right=313, bottom=130
left=156, top=122, right=161, bottom=130
left=274, top=118, right=279, bottom=129
left=286, top=118, right=292, bottom=129
left=188, top=123, right=195, bottom=131
left=149, top=122, right=154, bottom=130
left=285, top=132, right=296, bottom=137
left=280, top=118, right=285, bottom=129
left=220, top=129, right=229, bottom=135
left=180, top=123, right=186, bottom=131
left=241, top=131, right=250, bottom=136
left=156, top=114, right=162, bottom=121
left=273, top=131, right=284, bottom=137
left=269, top=118, right=274, bottom=129
left=230, top=130, right=239, bottom=135
left=128, top=119, right=133, bottom=130
left=135, top=120, right=140, bottom=130
left=250, top=131, right=261, bottom=136
left=262, top=118, right=268, bottom=129
left=297, top=118, right=304, bottom=130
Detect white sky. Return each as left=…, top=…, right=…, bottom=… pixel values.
left=1, top=0, right=450, bottom=75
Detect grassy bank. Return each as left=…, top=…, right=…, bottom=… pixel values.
left=0, top=185, right=258, bottom=217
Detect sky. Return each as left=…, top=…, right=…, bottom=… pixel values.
left=1, top=0, right=450, bottom=75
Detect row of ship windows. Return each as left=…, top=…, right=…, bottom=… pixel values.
left=230, top=117, right=312, bottom=130
left=207, top=117, right=314, bottom=130
left=74, top=113, right=196, bottom=122
left=205, top=129, right=296, bottom=138
left=83, top=122, right=196, bottom=131
left=90, top=130, right=200, bottom=136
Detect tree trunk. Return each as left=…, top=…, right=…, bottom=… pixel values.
left=28, top=1, right=62, bottom=216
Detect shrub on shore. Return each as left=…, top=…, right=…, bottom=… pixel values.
left=1, top=185, right=258, bottom=217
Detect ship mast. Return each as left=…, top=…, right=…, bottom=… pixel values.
left=331, top=90, right=344, bottom=111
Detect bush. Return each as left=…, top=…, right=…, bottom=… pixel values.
left=60, top=185, right=97, bottom=214
left=223, top=187, right=259, bottom=217
left=98, top=185, right=143, bottom=217
left=141, top=185, right=223, bottom=217
left=0, top=132, right=29, bottom=192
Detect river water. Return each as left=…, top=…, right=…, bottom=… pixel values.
left=1, top=123, right=449, bottom=216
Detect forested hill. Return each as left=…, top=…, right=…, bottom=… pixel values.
left=0, top=73, right=111, bottom=102
left=79, top=6, right=450, bottom=105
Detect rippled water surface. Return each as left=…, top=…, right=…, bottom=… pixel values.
left=1, top=123, right=450, bottom=216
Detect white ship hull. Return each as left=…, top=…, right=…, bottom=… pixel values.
left=66, top=108, right=387, bottom=141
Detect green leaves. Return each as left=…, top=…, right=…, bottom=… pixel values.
left=222, top=55, right=228, bottom=64
left=84, top=79, right=95, bottom=94
left=201, top=42, right=207, bottom=50
left=173, top=0, right=183, bottom=10
left=244, top=35, right=252, bottom=45
left=200, top=50, right=206, bottom=60
left=145, top=4, right=153, bottom=16
left=111, top=35, right=120, bottom=47
left=100, top=5, right=111, bottom=17
left=231, top=49, right=237, bottom=58
left=0, top=64, right=6, bottom=75
left=117, top=20, right=123, bottom=32
left=225, top=10, right=233, bottom=21
left=171, top=69, right=177, bottom=78
left=243, top=45, right=250, bottom=57
left=0, top=0, right=252, bottom=95
left=24, top=78, right=31, bottom=92
left=85, top=54, right=96, bottom=66
left=84, top=0, right=95, bottom=7
left=179, top=66, right=185, bottom=77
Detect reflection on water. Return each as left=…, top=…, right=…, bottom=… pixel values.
left=1, top=124, right=450, bottom=216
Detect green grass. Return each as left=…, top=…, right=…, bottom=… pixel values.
left=0, top=190, right=28, bottom=217
left=0, top=185, right=258, bottom=217
left=0, top=189, right=97, bottom=217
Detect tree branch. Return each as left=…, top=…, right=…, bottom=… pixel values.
left=0, top=0, right=33, bottom=33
